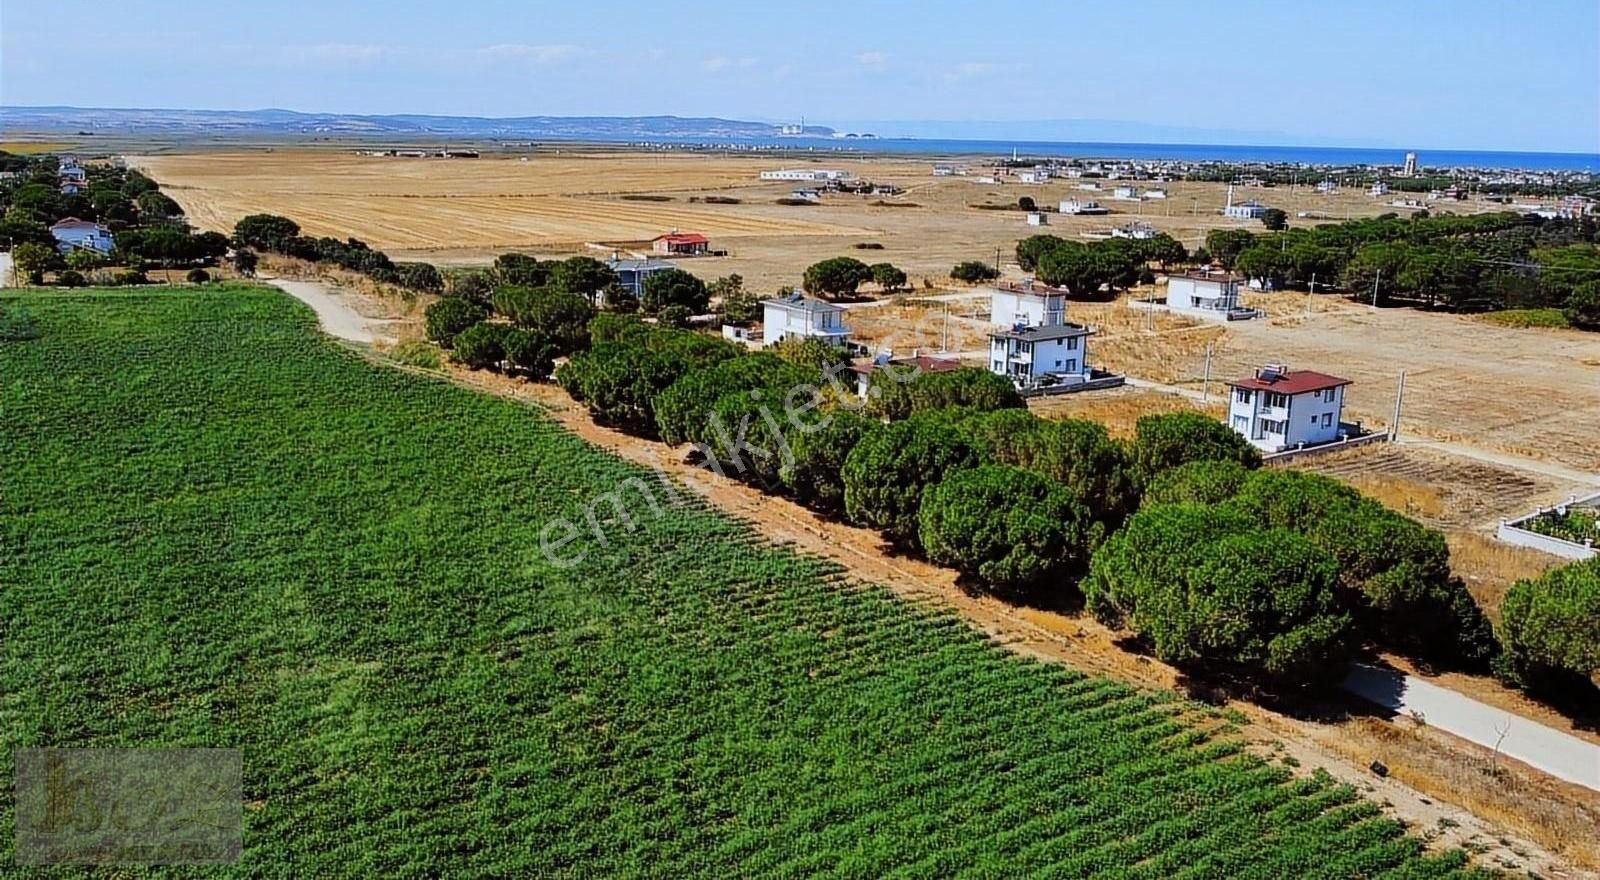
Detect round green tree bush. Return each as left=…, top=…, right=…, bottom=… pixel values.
left=641, top=268, right=709, bottom=315
left=919, top=465, right=1100, bottom=597
left=451, top=322, right=510, bottom=371
left=1130, top=411, right=1262, bottom=483
left=1142, top=459, right=1252, bottom=507
left=1498, top=557, right=1600, bottom=688
left=186, top=268, right=211, bottom=284
left=868, top=366, right=1024, bottom=421
left=781, top=409, right=873, bottom=514
left=843, top=414, right=985, bottom=549
left=425, top=297, right=489, bottom=349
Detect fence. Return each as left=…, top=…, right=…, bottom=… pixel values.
left=1260, top=429, right=1390, bottom=465
left=1496, top=491, right=1600, bottom=560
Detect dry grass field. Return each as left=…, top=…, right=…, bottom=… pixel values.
left=133, top=147, right=1439, bottom=290
left=136, top=147, right=1600, bottom=470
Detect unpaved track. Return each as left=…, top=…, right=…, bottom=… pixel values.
left=263, top=276, right=392, bottom=344
left=1343, top=664, right=1600, bottom=792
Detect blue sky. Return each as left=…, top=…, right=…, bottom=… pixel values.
left=3, top=0, right=1597, bottom=152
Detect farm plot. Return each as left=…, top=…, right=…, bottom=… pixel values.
left=0, top=287, right=1484, bottom=877
left=1291, top=445, right=1564, bottom=530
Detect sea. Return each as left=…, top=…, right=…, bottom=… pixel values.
left=628, top=135, right=1599, bottom=173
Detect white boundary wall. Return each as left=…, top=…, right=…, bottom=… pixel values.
left=1496, top=491, right=1600, bottom=560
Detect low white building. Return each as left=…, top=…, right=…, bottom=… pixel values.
left=1222, top=185, right=1267, bottom=220
left=1227, top=365, right=1351, bottom=452
left=761, top=292, right=849, bottom=347
left=1058, top=198, right=1109, bottom=215
left=1016, top=168, right=1051, bottom=184
left=1143, top=187, right=1169, bottom=200
left=1315, top=179, right=1340, bottom=194
left=1368, top=181, right=1390, bottom=197
left=1025, top=211, right=1048, bottom=226
left=1165, top=271, right=1243, bottom=317
left=986, top=282, right=1094, bottom=387
left=1111, top=185, right=1140, bottom=201
left=50, top=218, right=115, bottom=255
left=1075, top=182, right=1102, bottom=191
left=760, top=168, right=854, bottom=182
left=1111, top=222, right=1156, bottom=240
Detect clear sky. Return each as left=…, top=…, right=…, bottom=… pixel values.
left=3, top=0, right=1597, bottom=152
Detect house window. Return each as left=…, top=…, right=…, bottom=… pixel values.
left=1054, top=360, right=1062, bottom=369
left=1234, top=388, right=1252, bottom=404
left=1265, top=392, right=1289, bottom=409
left=1261, top=418, right=1287, bottom=435
left=1322, top=412, right=1333, bottom=428
left=1065, top=359, right=1077, bottom=373
left=1233, top=415, right=1248, bottom=432
left=1066, top=336, right=1078, bottom=350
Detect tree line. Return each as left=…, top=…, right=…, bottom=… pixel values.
left=423, top=288, right=1559, bottom=692
left=1202, top=211, right=1600, bottom=325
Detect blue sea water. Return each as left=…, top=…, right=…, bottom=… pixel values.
left=633, top=135, right=1599, bottom=173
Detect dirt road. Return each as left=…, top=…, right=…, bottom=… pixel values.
left=1343, top=664, right=1600, bottom=792
left=262, top=276, right=394, bottom=344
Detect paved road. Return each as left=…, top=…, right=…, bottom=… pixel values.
left=1342, top=664, right=1599, bottom=792
left=262, top=276, right=390, bottom=344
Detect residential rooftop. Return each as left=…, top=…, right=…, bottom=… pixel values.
left=762, top=292, right=844, bottom=313
left=991, top=322, right=1093, bottom=342
left=1229, top=368, right=1351, bottom=395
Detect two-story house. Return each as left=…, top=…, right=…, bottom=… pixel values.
left=762, top=292, right=849, bottom=347
left=986, top=282, right=1095, bottom=388
left=1227, top=365, right=1351, bottom=452
left=50, top=218, right=115, bottom=255
left=1165, top=271, right=1243, bottom=317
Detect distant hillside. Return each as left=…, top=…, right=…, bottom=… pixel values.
left=0, top=105, right=834, bottom=140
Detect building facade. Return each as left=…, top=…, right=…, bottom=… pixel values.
left=1227, top=366, right=1351, bottom=452
left=986, top=283, right=1094, bottom=387
left=1165, top=272, right=1242, bottom=316
left=608, top=258, right=675, bottom=298
left=761, top=293, right=849, bottom=347
left=50, top=218, right=115, bottom=255
left=651, top=232, right=710, bottom=256
left=759, top=168, right=854, bottom=182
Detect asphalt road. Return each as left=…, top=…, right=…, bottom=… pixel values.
left=1342, top=664, right=1599, bottom=792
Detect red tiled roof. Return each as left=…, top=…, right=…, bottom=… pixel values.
left=1228, top=369, right=1350, bottom=395
left=656, top=232, right=708, bottom=244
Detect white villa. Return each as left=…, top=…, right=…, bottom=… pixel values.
left=1111, top=185, right=1140, bottom=201
left=50, top=218, right=115, bottom=255
left=762, top=292, right=849, bottom=347
left=1016, top=168, right=1051, bottom=184
left=1227, top=365, right=1351, bottom=452
left=1143, top=187, right=1169, bottom=200
left=1369, top=181, right=1391, bottom=197
left=1222, top=185, right=1267, bottom=220
left=1165, top=271, right=1243, bottom=317
left=986, top=282, right=1094, bottom=387
left=1111, top=222, right=1157, bottom=240
left=1025, top=211, right=1048, bottom=226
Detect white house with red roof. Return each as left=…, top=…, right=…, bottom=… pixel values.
left=651, top=231, right=710, bottom=256
left=1227, top=365, right=1351, bottom=452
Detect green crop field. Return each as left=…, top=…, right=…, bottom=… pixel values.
left=1, top=287, right=1483, bottom=877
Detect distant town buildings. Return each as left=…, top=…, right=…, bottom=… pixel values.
left=761, top=292, right=850, bottom=347
left=1368, top=181, right=1390, bottom=197
left=760, top=168, right=855, bottom=182
left=58, top=159, right=87, bottom=195
left=1227, top=365, right=1351, bottom=453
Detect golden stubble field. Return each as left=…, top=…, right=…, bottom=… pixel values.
left=134, top=147, right=1441, bottom=290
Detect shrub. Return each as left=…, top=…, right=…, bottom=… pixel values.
left=448, top=270, right=497, bottom=308
left=919, top=465, right=1099, bottom=597
left=502, top=328, right=558, bottom=379
left=396, top=262, right=444, bottom=294
left=843, top=414, right=986, bottom=548
left=492, top=285, right=594, bottom=354
left=802, top=257, right=874, bottom=299
left=657, top=304, right=693, bottom=328
left=772, top=336, right=850, bottom=373
left=388, top=339, right=442, bottom=370
left=451, top=322, right=510, bottom=371
left=1143, top=459, right=1252, bottom=507
left=1498, top=557, right=1600, bottom=687
left=57, top=270, right=87, bottom=288
left=951, top=260, right=1000, bottom=283
left=868, top=366, right=1024, bottom=421
left=1129, top=412, right=1262, bottom=483
left=550, top=257, right=619, bottom=301
left=869, top=262, right=906, bottom=291
left=1085, top=504, right=1352, bottom=685
left=1564, top=280, right=1600, bottom=330
left=493, top=253, right=549, bottom=288
left=654, top=353, right=810, bottom=446
left=424, top=298, right=489, bottom=349
left=1225, top=469, right=1496, bottom=665
left=557, top=326, right=738, bottom=436
left=232, top=214, right=301, bottom=251
left=112, top=270, right=150, bottom=286
left=186, top=268, right=211, bottom=284
left=781, top=409, right=873, bottom=514
left=642, top=268, right=710, bottom=315
left=961, top=410, right=1139, bottom=525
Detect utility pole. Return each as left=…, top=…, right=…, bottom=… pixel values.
left=1389, top=370, right=1407, bottom=440
left=1306, top=273, right=1316, bottom=317
left=941, top=302, right=949, bottom=353
left=1201, top=343, right=1213, bottom=403
left=1371, top=269, right=1381, bottom=309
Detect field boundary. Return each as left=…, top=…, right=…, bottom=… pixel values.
left=1496, top=491, right=1600, bottom=560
